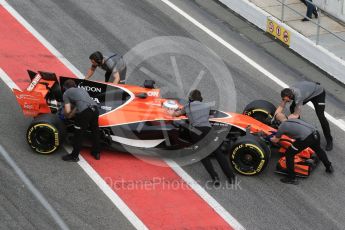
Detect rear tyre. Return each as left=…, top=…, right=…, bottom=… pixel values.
left=27, top=114, right=66, bottom=154
left=243, top=100, right=277, bottom=126
left=229, top=134, right=271, bottom=176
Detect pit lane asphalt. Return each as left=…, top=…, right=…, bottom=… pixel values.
left=2, top=0, right=345, bottom=229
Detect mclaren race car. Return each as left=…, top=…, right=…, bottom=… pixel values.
left=13, top=70, right=318, bottom=177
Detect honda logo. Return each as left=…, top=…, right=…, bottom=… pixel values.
left=78, top=82, right=102, bottom=93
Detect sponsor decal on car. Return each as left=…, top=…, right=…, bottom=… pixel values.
left=101, top=105, right=113, bottom=111
left=23, top=110, right=39, bottom=117
left=256, top=159, right=265, bottom=172
left=23, top=102, right=38, bottom=110
left=212, top=122, right=229, bottom=127
left=147, top=90, right=160, bottom=97
left=27, top=73, right=42, bottom=91
left=16, top=94, right=40, bottom=101
left=93, top=97, right=100, bottom=104
left=78, top=82, right=102, bottom=93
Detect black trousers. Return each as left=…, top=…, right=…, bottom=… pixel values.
left=201, top=149, right=235, bottom=181
left=290, top=91, right=332, bottom=143
left=190, top=126, right=235, bottom=180
left=105, top=66, right=127, bottom=83
left=71, top=107, right=100, bottom=158
left=285, top=131, right=331, bottom=178
left=300, top=0, right=316, bottom=18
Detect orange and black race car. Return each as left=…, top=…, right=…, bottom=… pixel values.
left=13, top=70, right=318, bottom=177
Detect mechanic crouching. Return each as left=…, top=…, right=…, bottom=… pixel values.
left=275, top=81, right=333, bottom=151
left=270, top=113, right=333, bottom=185
left=62, top=79, right=101, bottom=162
left=170, top=90, right=236, bottom=185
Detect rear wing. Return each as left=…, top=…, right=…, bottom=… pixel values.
left=13, top=70, right=62, bottom=117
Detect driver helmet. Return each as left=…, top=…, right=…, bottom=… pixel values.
left=163, top=100, right=179, bottom=112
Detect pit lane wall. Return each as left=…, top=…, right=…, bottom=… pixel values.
left=218, top=0, right=345, bottom=84
left=314, top=0, right=345, bottom=24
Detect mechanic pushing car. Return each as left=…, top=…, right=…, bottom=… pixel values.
left=85, top=51, right=127, bottom=84
left=170, top=90, right=236, bottom=185
left=62, top=79, right=101, bottom=162
left=270, top=113, right=333, bottom=185
left=275, top=81, right=333, bottom=151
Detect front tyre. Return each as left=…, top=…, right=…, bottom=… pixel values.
left=230, top=134, right=270, bottom=176
left=243, top=100, right=277, bottom=126
left=27, top=114, right=65, bottom=154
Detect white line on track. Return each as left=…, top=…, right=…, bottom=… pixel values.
left=0, top=68, right=20, bottom=91
left=339, top=119, right=345, bottom=126
left=159, top=0, right=345, bottom=133
left=0, top=145, right=69, bottom=230
left=0, top=68, right=148, bottom=229
left=3, top=0, right=344, bottom=228
left=78, top=157, right=147, bottom=230
left=0, top=1, right=148, bottom=229
left=0, top=0, right=243, bottom=228
left=166, top=160, right=245, bottom=230
left=0, top=0, right=83, bottom=79
left=63, top=146, right=148, bottom=230
left=0, top=1, right=245, bottom=229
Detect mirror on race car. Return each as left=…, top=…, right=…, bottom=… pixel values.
left=136, top=93, right=148, bottom=99
left=143, top=80, right=155, bottom=89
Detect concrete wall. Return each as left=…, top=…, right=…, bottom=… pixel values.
left=219, top=0, right=345, bottom=84
left=314, top=0, right=345, bottom=24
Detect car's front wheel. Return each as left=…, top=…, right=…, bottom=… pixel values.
left=229, top=134, right=271, bottom=176
left=243, top=100, right=277, bottom=127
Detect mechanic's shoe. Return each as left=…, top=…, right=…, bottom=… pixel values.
left=280, top=177, right=299, bottom=185
left=325, top=141, right=333, bottom=151
left=62, top=154, right=79, bottom=162
left=302, top=18, right=309, bottom=22
left=313, top=8, right=318, bottom=18
left=212, top=176, right=220, bottom=187
left=227, top=176, right=236, bottom=184
left=325, top=164, right=334, bottom=174
left=92, top=152, right=100, bottom=160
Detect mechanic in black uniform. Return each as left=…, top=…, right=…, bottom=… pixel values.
left=170, top=90, right=236, bottom=185
left=275, top=81, right=333, bottom=151
left=270, top=113, right=333, bottom=185
left=62, top=79, right=101, bottom=162
left=85, top=51, right=126, bottom=84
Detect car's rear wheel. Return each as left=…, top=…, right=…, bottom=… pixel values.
left=229, top=134, right=271, bottom=176
left=243, top=100, right=277, bottom=126
left=27, top=114, right=66, bottom=154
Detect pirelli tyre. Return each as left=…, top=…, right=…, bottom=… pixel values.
left=26, top=114, right=66, bottom=154
left=230, top=134, right=271, bottom=176
left=243, top=100, right=277, bottom=126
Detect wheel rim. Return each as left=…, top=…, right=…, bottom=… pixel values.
left=231, top=143, right=266, bottom=175
left=28, top=124, right=59, bottom=154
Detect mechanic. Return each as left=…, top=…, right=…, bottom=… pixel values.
left=85, top=51, right=126, bottom=84
left=170, top=90, right=236, bottom=185
left=275, top=81, right=333, bottom=151
left=300, top=0, right=318, bottom=21
left=62, top=79, right=101, bottom=162
left=270, top=113, right=333, bottom=185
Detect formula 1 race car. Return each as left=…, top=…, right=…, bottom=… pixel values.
left=13, top=70, right=318, bottom=177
